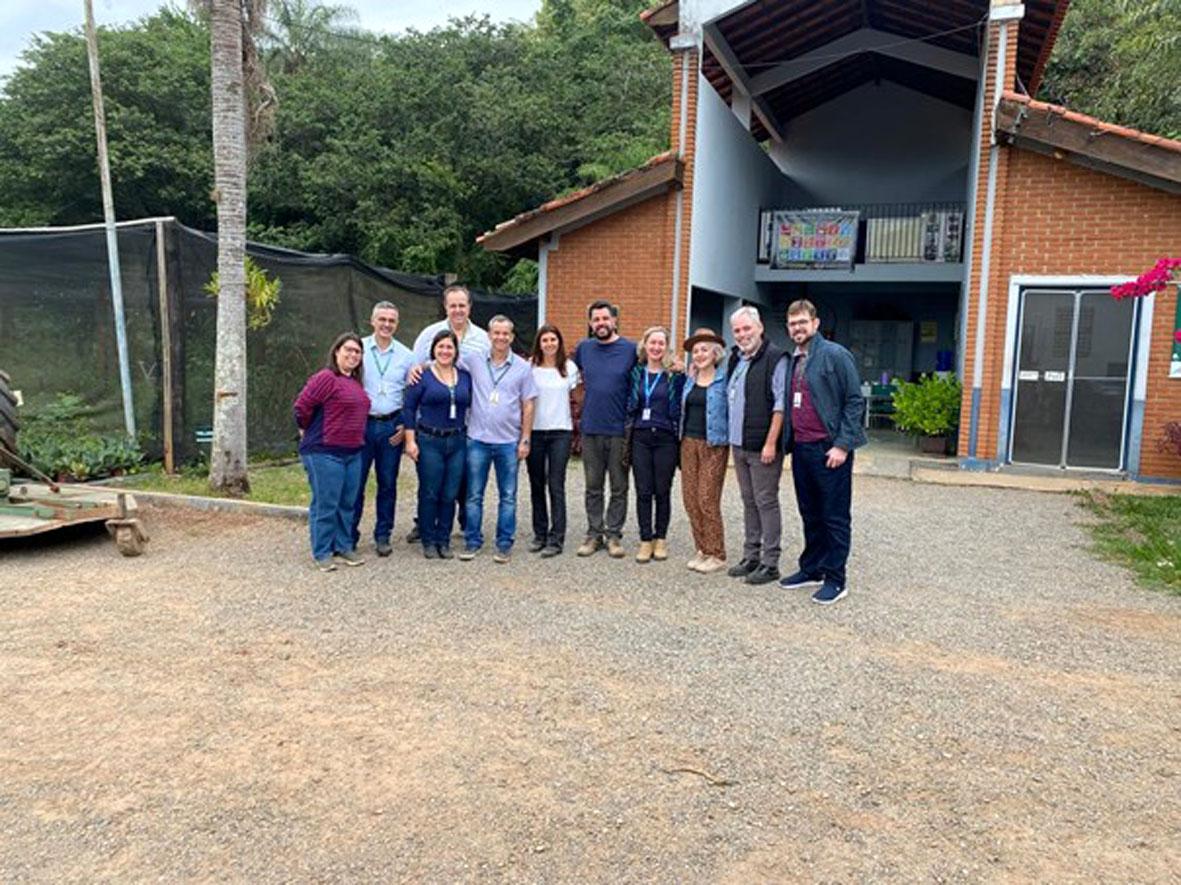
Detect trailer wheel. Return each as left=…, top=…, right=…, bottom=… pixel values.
left=0, top=369, right=18, bottom=459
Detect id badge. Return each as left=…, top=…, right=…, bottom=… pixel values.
left=642, top=407, right=651, bottom=421
left=490, top=390, right=500, bottom=405
left=449, top=403, right=457, bottom=420
left=792, top=391, right=803, bottom=409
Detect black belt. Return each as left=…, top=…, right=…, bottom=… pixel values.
left=368, top=410, right=402, bottom=422
left=417, top=424, right=463, bottom=438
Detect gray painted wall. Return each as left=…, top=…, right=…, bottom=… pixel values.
left=688, top=75, right=795, bottom=304
left=772, top=81, right=974, bottom=206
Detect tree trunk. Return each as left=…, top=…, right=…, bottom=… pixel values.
left=208, top=0, right=250, bottom=495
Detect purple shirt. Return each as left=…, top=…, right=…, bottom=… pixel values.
left=293, top=369, right=370, bottom=454
left=460, top=351, right=538, bottom=445
left=790, top=355, right=829, bottom=443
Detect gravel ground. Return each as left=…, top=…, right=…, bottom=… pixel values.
left=2, top=467, right=1179, bottom=883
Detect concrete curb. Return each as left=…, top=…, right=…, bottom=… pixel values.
left=88, top=486, right=309, bottom=521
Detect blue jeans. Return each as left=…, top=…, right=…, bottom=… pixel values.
left=302, top=450, right=363, bottom=562
left=464, top=440, right=519, bottom=553
left=351, top=413, right=404, bottom=545
left=790, top=440, right=854, bottom=588
left=416, top=431, right=466, bottom=549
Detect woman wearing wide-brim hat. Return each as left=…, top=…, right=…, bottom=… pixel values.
left=678, top=328, right=730, bottom=573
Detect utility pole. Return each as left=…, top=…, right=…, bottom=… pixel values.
left=83, top=0, right=136, bottom=438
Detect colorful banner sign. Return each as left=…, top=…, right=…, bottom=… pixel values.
left=770, top=210, right=859, bottom=270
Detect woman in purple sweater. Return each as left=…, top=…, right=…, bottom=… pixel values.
left=293, top=332, right=371, bottom=571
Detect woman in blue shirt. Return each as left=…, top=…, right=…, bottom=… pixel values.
left=626, top=326, right=684, bottom=564
left=402, top=330, right=473, bottom=559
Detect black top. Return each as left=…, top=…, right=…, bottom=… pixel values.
left=682, top=384, right=708, bottom=439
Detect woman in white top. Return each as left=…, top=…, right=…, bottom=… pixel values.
left=527, top=324, right=580, bottom=556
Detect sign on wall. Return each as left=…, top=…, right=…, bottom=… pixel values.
left=1172, top=290, right=1181, bottom=378
left=770, top=209, right=859, bottom=270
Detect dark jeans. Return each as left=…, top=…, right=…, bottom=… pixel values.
left=526, top=429, right=572, bottom=547
left=464, top=440, right=519, bottom=553
left=415, top=430, right=466, bottom=549
left=302, top=450, right=363, bottom=562
left=351, top=413, right=403, bottom=546
left=581, top=434, right=629, bottom=540
left=790, top=440, right=854, bottom=588
left=631, top=427, right=678, bottom=541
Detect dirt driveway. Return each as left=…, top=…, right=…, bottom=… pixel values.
left=2, top=473, right=1179, bottom=882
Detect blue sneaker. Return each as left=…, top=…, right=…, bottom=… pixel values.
left=778, top=570, right=823, bottom=590
left=812, top=580, right=848, bottom=605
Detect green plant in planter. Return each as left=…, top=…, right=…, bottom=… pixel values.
left=17, top=392, right=144, bottom=480
left=891, top=373, right=963, bottom=437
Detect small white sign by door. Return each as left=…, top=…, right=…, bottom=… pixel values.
left=1044, top=370, right=1067, bottom=382
left=1018, top=370, right=1039, bottom=382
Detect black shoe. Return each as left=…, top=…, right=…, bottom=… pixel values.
left=727, top=558, right=758, bottom=578
left=745, top=564, right=780, bottom=585
left=437, top=545, right=454, bottom=560
left=407, top=525, right=421, bottom=543
left=540, top=544, right=562, bottom=558
left=375, top=540, right=393, bottom=557
left=422, top=545, right=439, bottom=560
left=528, top=538, right=546, bottom=553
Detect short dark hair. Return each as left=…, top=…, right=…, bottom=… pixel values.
left=787, top=299, right=818, bottom=319
left=326, top=332, right=364, bottom=382
left=430, top=328, right=460, bottom=360
left=587, top=300, right=618, bottom=319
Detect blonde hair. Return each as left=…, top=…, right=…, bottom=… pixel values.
left=690, top=339, right=726, bottom=368
left=637, top=326, right=675, bottom=370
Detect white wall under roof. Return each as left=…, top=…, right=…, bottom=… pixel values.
left=772, top=80, right=974, bottom=205
left=689, top=74, right=802, bottom=303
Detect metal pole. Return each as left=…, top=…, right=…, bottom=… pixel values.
left=83, top=0, right=136, bottom=438
left=155, top=220, right=174, bottom=473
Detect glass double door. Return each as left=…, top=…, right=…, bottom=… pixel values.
left=1010, top=289, right=1135, bottom=470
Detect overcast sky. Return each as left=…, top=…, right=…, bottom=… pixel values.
left=0, top=0, right=543, bottom=80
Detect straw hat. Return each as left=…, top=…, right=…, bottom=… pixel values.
left=682, top=327, right=726, bottom=352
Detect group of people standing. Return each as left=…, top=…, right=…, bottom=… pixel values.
left=292, top=285, right=866, bottom=605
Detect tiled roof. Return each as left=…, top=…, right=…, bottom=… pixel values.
left=999, top=92, right=1181, bottom=155
left=477, top=151, right=681, bottom=252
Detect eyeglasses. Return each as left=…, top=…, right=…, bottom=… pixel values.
left=340, top=345, right=363, bottom=355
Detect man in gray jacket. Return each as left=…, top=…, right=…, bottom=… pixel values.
left=778, top=299, right=867, bottom=605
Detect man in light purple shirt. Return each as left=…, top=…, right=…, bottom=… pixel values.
left=457, top=315, right=538, bottom=563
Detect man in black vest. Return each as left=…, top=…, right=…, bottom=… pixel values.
left=725, top=306, right=787, bottom=585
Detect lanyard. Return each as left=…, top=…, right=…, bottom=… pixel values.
left=372, top=344, right=394, bottom=379
left=643, top=369, right=662, bottom=406
left=488, top=354, right=512, bottom=392
left=434, top=366, right=458, bottom=418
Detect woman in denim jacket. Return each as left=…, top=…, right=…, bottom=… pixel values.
left=678, top=328, right=730, bottom=573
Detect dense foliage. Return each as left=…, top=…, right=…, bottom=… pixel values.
left=1039, top=0, right=1181, bottom=139
left=0, top=0, right=670, bottom=289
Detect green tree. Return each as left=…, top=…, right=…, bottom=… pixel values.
left=0, top=9, right=213, bottom=227
left=1040, top=0, right=1181, bottom=139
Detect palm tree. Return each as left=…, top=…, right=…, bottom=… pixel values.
left=207, top=0, right=259, bottom=495
left=264, top=0, right=361, bottom=74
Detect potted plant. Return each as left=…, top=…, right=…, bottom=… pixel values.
left=891, top=373, right=962, bottom=454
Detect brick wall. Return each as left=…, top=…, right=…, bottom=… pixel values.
left=959, top=20, right=1181, bottom=479
left=993, top=150, right=1181, bottom=478
left=543, top=192, right=678, bottom=344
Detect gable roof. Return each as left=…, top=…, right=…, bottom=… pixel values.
left=645, top=0, right=1071, bottom=140
left=477, top=152, right=683, bottom=257
left=996, top=91, right=1181, bottom=193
